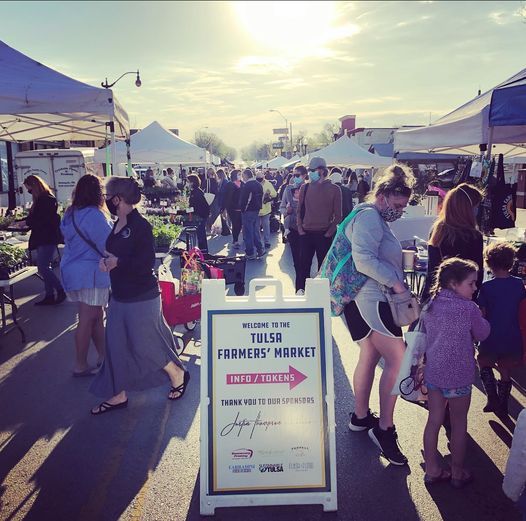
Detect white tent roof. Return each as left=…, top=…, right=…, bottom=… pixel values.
left=307, top=135, right=393, bottom=168
left=394, top=67, right=526, bottom=157
left=256, top=156, right=289, bottom=169
left=94, top=121, right=207, bottom=164
left=282, top=154, right=302, bottom=168
left=0, top=40, right=129, bottom=142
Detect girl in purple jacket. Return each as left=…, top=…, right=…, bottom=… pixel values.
left=422, top=257, right=490, bottom=488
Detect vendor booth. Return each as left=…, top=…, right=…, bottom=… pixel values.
left=0, top=40, right=129, bottom=176
left=394, top=67, right=526, bottom=158
left=94, top=120, right=207, bottom=166
left=304, top=135, right=393, bottom=168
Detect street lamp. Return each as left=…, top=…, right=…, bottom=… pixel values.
left=269, top=109, right=293, bottom=158
left=101, top=70, right=142, bottom=89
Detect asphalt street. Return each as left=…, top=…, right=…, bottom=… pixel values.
left=0, top=230, right=525, bottom=521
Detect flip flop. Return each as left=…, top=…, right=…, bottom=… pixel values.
left=424, top=469, right=452, bottom=485
left=73, top=368, right=97, bottom=377
left=168, top=371, right=191, bottom=400
left=91, top=400, right=129, bottom=415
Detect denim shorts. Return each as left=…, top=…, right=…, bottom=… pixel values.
left=426, top=382, right=472, bottom=399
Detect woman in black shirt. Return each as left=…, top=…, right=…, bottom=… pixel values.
left=424, top=183, right=485, bottom=299
left=90, top=177, right=189, bottom=414
left=21, top=175, right=65, bottom=305
left=187, top=174, right=210, bottom=252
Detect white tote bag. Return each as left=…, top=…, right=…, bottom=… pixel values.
left=391, top=310, right=428, bottom=401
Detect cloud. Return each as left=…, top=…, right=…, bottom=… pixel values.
left=353, top=96, right=403, bottom=104
left=233, top=55, right=296, bottom=75
left=488, top=11, right=519, bottom=25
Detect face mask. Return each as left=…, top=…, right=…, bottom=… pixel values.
left=106, top=196, right=118, bottom=215
left=292, top=176, right=303, bottom=186
left=309, top=171, right=320, bottom=183
left=380, top=197, right=404, bottom=222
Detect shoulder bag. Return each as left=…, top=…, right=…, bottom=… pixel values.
left=71, top=210, right=106, bottom=258
left=382, top=286, right=421, bottom=327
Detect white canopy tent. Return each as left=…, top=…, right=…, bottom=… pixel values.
left=255, top=155, right=290, bottom=169
left=94, top=120, right=207, bottom=165
left=394, top=67, right=526, bottom=157
left=281, top=154, right=302, bottom=169
left=0, top=40, right=129, bottom=146
left=305, top=134, right=393, bottom=168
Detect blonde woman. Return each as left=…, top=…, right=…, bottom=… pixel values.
left=20, top=175, right=65, bottom=305
left=345, top=164, right=415, bottom=466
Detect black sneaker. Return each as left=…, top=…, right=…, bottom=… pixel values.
left=348, top=409, right=379, bottom=432
left=368, top=426, right=408, bottom=466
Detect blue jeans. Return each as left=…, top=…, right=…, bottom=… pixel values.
left=194, top=217, right=208, bottom=252
left=259, top=213, right=271, bottom=246
left=242, top=211, right=263, bottom=257
left=36, top=244, right=63, bottom=297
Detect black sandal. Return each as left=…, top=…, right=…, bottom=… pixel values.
left=91, top=399, right=128, bottom=415
left=169, top=371, right=190, bottom=400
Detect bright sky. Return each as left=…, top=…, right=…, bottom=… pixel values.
left=2, top=1, right=526, bottom=152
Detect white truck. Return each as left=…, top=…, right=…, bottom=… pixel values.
left=14, top=148, right=103, bottom=205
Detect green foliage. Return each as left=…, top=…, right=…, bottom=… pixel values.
left=240, top=142, right=272, bottom=162
left=146, top=216, right=182, bottom=248
left=193, top=131, right=237, bottom=161
left=0, top=243, right=27, bottom=268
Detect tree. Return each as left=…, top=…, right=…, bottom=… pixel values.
left=193, top=130, right=237, bottom=161
left=240, top=141, right=272, bottom=162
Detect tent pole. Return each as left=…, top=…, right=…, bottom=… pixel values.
left=110, top=119, right=117, bottom=176
left=126, top=138, right=132, bottom=177
left=485, top=126, right=494, bottom=160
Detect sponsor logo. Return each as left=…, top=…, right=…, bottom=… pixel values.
left=290, top=446, right=310, bottom=458
left=259, top=463, right=284, bottom=473
left=289, top=462, right=314, bottom=472
left=229, top=464, right=255, bottom=474
left=231, top=448, right=253, bottom=460
left=257, top=449, right=285, bottom=458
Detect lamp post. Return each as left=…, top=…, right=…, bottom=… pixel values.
left=269, top=109, right=293, bottom=158
left=101, top=70, right=141, bottom=177
left=101, top=70, right=142, bottom=89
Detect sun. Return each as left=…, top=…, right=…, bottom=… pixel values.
left=232, top=1, right=343, bottom=58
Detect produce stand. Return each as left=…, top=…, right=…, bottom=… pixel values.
left=0, top=265, right=38, bottom=341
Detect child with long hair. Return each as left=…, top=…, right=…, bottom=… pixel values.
left=422, top=258, right=490, bottom=488
left=478, top=242, right=526, bottom=415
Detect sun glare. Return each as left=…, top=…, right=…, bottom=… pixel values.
left=232, top=1, right=347, bottom=57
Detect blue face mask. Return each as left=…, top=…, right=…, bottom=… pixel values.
left=309, top=171, right=320, bottom=182
left=292, top=176, right=303, bottom=186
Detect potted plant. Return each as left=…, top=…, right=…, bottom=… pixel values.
left=0, top=243, right=30, bottom=279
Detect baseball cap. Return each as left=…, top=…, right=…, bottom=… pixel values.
left=329, top=172, right=342, bottom=184
left=308, top=157, right=327, bottom=170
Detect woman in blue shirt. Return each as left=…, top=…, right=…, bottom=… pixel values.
left=60, top=175, right=112, bottom=376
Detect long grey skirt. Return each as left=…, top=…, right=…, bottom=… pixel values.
left=90, top=295, right=185, bottom=398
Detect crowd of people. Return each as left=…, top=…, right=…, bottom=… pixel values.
left=17, top=160, right=525, bottom=518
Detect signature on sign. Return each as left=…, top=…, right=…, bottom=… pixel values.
left=220, top=411, right=282, bottom=439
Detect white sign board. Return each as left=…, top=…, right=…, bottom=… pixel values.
left=200, top=278, right=337, bottom=516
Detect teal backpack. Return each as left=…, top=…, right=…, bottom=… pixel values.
left=317, top=205, right=369, bottom=316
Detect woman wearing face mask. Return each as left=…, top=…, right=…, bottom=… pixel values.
left=280, top=165, right=308, bottom=292
left=186, top=174, right=210, bottom=252
left=90, top=177, right=189, bottom=414
left=19, top=175, right=66, bottom=305
left=345, top=164, right=415, bottom=466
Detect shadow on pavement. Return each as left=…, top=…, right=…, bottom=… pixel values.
left=183, top=338, right=421, bottom=521
left=0, top=307, right=201, bottom=520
